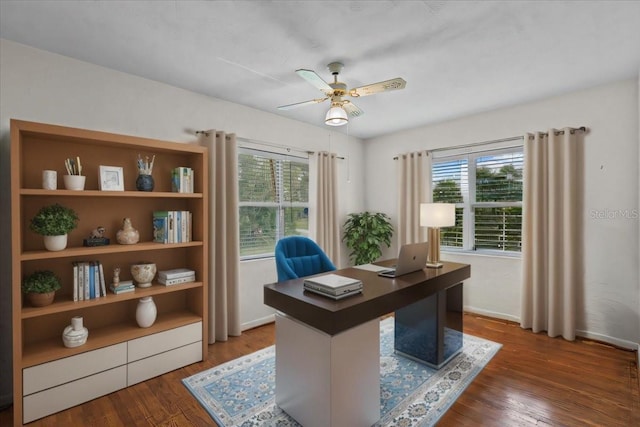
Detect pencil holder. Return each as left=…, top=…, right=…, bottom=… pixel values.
left=63, top=175, right=86, bottom=191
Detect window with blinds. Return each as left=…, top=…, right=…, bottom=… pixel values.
left=238, top=148, right=309, bottom=258
left=432, top=146, right=523, bottom=253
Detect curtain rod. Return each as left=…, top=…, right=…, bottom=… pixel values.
left=393, top=126, right=587, bottom=160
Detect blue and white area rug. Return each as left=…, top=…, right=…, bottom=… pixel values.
left=182, top=317, right=501, bottom=427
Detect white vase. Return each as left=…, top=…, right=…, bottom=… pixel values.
left=136, top=296, right=157, bottom=328
left=44, top=234, right=67, bottom=251
left=62, top=316, right=89, bottom=348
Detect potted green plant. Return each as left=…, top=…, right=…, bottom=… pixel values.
left=29, top=203, right=79, bottom=251
left=22, top=270, right=62, bottom=307
left=342, top=211, right=394, bottom=265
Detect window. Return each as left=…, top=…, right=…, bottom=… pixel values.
left=238, top=148, right=309, bottom=259
left=432, top=146, right=523, bottom=253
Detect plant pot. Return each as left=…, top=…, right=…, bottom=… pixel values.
left=26, top=291, right=55, bottom=307
left=63, top=175, right=86, bottom=190
left=43, top=234, right=68, bottom=251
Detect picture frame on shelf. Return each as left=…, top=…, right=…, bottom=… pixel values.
left=99, top=165, right=124, bottom=191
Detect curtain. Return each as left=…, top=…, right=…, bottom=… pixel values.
left=202, top=130, right=241, bottom=343
left=520, top=128, right=583, bottom=341
left=314, top=151, right=341, bottom=266
left=396, top=151, right=432, bottom=246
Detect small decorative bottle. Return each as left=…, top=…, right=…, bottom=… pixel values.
left=136, top=296, right=157, bottom=328
left=62, top=316, right=89, bottom=348
left=116, top=217, right=140, bottom=245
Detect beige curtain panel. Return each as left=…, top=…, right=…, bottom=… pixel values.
left=202, top=130, right=241, bottom=343
left=520, top=128, right=584, bottom=341
left=396, top=150, right=432, bottom=246
left=315, top=151, right=341, bottom=266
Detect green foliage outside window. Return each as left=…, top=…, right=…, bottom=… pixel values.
left=238, top=151, right=309, bottom=257
left=432, top=150, right=523, bottom=252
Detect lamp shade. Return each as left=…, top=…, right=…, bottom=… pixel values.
left=325, top=105, right=349, bottom=126
left=420, top=203, right=455, bottom=227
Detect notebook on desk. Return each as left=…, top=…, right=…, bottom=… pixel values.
left=377, top=242, right=429, bottom=278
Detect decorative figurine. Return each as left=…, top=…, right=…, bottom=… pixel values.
left=116, top=217, right=140, bottom=245
left=113, top=266, right=120, bottom=287
left=83, top=225, right=110, bottom=246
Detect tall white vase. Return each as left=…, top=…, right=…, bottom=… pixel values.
left=136, top=296, right=157, bottom=328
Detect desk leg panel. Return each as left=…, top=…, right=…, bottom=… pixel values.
left=275, top=313, right=380, bottom=427
left=394, top=283, right=464, bottom=368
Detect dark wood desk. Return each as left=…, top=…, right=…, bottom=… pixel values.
left=264, top=261, right=470, bottom=427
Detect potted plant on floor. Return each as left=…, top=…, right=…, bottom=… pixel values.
left=342, top=211, right=394, bottom=265
left=22, top=270, right=62, bottom=307
left=29, top=203, right=79, bottom=251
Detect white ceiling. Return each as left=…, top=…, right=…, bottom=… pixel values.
left=1, top=1, right=640, bottom=139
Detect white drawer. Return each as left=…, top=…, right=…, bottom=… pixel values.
left=23, top=342, right=127, bottom=395
left=128, top=322, right=202, bottom=362
left=127, top=341, right=202, bottom=386
left=23, top=365, right=127, bottom=424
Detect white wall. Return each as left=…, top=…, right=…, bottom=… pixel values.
left=0, top=39, right=365, bottom=366
left=364, top=79, right=640, bottom=349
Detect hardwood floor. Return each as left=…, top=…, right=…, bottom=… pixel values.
left=2, top=313, right=638, bottom=426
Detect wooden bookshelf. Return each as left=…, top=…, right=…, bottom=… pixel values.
left=10, top=120, right=209, bottom=425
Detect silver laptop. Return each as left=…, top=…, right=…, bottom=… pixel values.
left=377, top=242, right=429, bottom=278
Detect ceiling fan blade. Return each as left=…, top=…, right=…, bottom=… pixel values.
left=277, top=97, right=328, bottom=110
left=343, top=101, right=364, bottom=118
left=296, top=69, right=334, bottom=95
left=349, top=77, right=407, bottom=97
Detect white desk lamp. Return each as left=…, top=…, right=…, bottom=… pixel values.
left=420, top=203, right=456, bottom=268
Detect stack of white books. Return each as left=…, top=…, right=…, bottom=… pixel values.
left=158, top=268, right=196, bottom=286
left=303, top=273, right=363, bottom=300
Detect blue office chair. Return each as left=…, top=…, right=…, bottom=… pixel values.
left=275, top=236, right=337, bottom=282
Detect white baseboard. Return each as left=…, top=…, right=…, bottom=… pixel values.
left=575, top=329, right=638, bottom=350
left=464, top=306, right=520, bottom=323
left=241, top=314, right=275, bottom=331
left=465, top=307, right=638, bottom=351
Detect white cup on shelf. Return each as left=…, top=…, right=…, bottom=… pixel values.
left=42, top=170, right=57, bottom=190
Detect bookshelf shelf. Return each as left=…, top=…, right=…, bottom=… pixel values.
left=21, top=189, right=204, bottom=198
left=20, top=241, right=204, bottom=261
left=11, top=119, right=209, bottom=425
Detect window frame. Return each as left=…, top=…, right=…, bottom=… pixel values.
left=432, top=145, right=523, bottom=256
left=237, top=147, right=310, bottom=260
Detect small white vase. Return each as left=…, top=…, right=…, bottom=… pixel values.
left=136, top=296, right=157, bottom=328
left=62, top=316, right=89, bottom=348
left=44, top=234, right=67, bottom=251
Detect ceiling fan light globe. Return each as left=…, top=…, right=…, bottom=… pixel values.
left=325, top=106, right=349, bottom=126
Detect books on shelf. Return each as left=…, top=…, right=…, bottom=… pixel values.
left=109, top=281, right=135, bottom=294
left=153, top=210, right=192, bottom=244
left=158, top=268, right=195, bottom=279
left=158, top=274, right=196, bottom=286
left=303, top=273, right=363, bottom=300
left=171, top=166, right=194, bottom=193
left=158, top=268, right=196, bottom=285
left=72, top=260, right=108, bottom=301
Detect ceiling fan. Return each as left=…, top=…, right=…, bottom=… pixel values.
left=278, top=62, right=407, bottom=127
